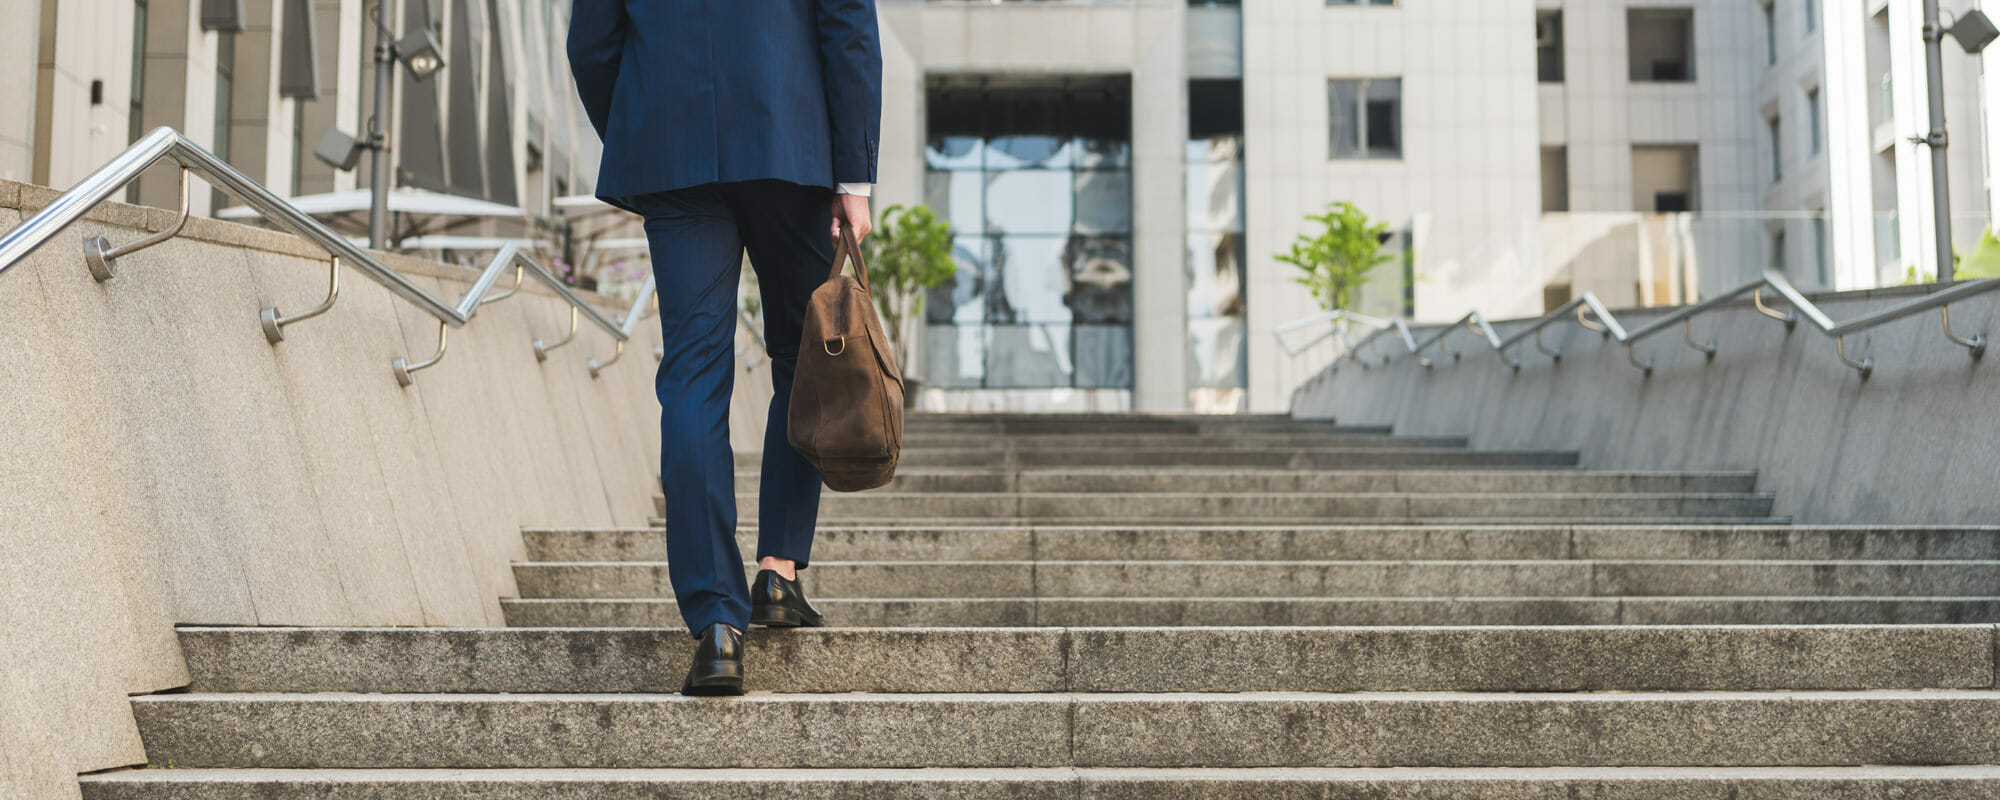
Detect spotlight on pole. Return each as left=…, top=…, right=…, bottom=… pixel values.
left=395, top=28, right=446, bottom=81
left=1951, top=10, right=2000, bottom=54
left=313, top=127, right=365, bottom=171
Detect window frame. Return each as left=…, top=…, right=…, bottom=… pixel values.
left=1327, top=77, right=1404, bottom=161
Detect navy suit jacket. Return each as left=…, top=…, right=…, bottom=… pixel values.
left=566, top=0, right=882, bottom=209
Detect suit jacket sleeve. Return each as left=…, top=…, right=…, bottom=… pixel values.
left=816, top=0, right=882, bottom=184
left=566, top=0, right=629, bottom=141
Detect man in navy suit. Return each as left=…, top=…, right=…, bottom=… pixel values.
left=567, top=0, right=881, bottom=696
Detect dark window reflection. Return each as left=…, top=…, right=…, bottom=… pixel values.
left=922, top=76, right=1134, bottom=390
left=1188, top=78, right=1247, bottom=409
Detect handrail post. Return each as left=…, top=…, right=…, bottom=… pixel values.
left=588, top=340, right=623, bottom=379
left=84, top=167, right=191, bottom=282
left=1533, top=327, right=1562, bottom=362
left=393, top=321, right=450, bottom=387
left=1836, top=335, right=1875, bottom=380
left=535, top=306, right=580, bottom=362
left=261, top=256, right=343, bottom=344
left=1941, top=306, right=1988, bottom=359
left=1753, top=287, right=1800, bottom=331
left=1682, top=318, right=1718, bottom=360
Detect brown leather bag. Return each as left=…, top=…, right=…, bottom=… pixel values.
left=787, top=222, right=904, bottom=492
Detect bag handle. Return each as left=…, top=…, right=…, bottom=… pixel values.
left=829, top=220, right=874, bottom=293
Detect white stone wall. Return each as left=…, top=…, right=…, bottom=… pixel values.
left=1243, top=0, right=1543, bottom=411
left=0, top=182, right=670, bottom=799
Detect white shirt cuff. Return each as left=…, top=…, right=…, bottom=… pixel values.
left=836, top=182, right=873, bottom=197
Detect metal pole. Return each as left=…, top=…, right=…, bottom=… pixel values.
left=368, top=6, right=394, bottom=251
left=1923, top=0, right=1957, bottom=282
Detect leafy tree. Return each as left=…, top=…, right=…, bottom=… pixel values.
left=1277, top=202, right=1397, bottom=311
left=1957, top=228, right=2000, bottom=280
left=861, top=205, right=957, bottom=370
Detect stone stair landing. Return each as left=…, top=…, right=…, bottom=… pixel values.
left=79, top=414, right=2000, bottom=797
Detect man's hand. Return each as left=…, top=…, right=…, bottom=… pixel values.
left=833, top=193, right=872, bottom=242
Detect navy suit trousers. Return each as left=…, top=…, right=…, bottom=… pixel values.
left=626, top=179, right=833, bottom=636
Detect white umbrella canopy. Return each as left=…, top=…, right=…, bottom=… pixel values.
left=219, top=188, right=533, bottom=248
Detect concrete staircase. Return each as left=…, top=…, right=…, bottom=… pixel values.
left=80, top=415, right=2000, bottom=796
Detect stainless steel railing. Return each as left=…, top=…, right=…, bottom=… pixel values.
left=0, top=127, right=653, bottom=385
left=1281, top=270, right=1997, bottom=381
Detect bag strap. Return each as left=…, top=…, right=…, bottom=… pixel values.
left=830, top=221, right=874, bottom=293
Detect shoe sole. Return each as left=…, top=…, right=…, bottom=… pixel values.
left=750, top=605, right=822, bottom=628
left=685, top=660, right=744, bottom=696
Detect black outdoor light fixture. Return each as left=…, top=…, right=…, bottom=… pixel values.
left=310, top=0, right=445, bottom=250
left=1950, top=8, right=2000, bottom=54
left=394, top=26, right=446, bottom=81
left=313, top=128, right=365, bottom=172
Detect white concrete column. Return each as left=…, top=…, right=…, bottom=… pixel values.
left=1888, top=0, right=1937, bottom=275
left=1823, top=0, right=1877, bottom=289
left=0, top=0, right=39, bottom=182
left=1131, top=2, right=1188, bottom=412
left=37, top=0, right=144, bottom=189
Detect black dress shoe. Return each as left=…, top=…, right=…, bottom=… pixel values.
left=680, top=623, right=744, bottom=697
left=750, top=569, right=825, bottom=628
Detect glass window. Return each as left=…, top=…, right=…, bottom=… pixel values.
left=922, top=78, right=1135, bottom=390
left=989, top=235, right=1073, bottom=323
left=985, top=171, right=1074, bottom=235
left=1765, top=3, right=1778, bottom=65
left=924, top=170, right=985, bottom=238
left=1807, top=88, right=1822, bottom=156
left=1188, top=78, right=1247, bottom=409
left=1329, top=78, right=1401, bottom=159
left=1365, top=79, right=1402, bottom=155
left=1077, top=138, right=1131, bottom=169
left=1537, top=11, right=1564, bottom=83
left=1812, top=215, right=1829, bottom=284
left=1066, top=236, right=1133, bottom=325
left=1074, top=171, right=1133, bottom=235
left=1328, top=80, right=1361, bottom=158
left=1768, top=116, right=1782, bottom=183
left=927, top=236, right=990, bottom=325
left=1628, top=9, right=1696, bottom=82
left=987, top=135, right=1073, bottom=170
left=926, top=136, right=983, bottom=171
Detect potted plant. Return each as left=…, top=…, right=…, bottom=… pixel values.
left=861, top=204, right=956, bottom=406
left=1277, top=201, right=1397, bottom=312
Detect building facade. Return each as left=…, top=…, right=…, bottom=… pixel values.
left=8, top=0, right=2000, bottom=413
left=4, top=0, right=599, bottom=221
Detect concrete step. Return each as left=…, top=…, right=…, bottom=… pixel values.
left=175, top=626, right=1993, bottom=694
left=896, top=433, right=1471, bottom=450
left=88, top=766, right=2000, bottom=799
left=508, top=560, right=2000, bottom=600
left=502, top=596, right=2000, bottom=628
left=127, top=690, right=2000, bottom=768
left=733, top=448, right=1582, bottom=469
left=705, top=470, right=1761, bottom=498
left=905, top=414, right=1390, bottom=436
left=527, top=525, right=1997, bottom=565
left=725, top=492, right=1777, bottom=522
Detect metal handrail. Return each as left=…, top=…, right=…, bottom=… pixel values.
left=588, top=275, right=658, bottom=379
left=1271, top=308, right=1424, bottom=369
left=1283, top=270, right=1998, bottom=380
left=0, top=127, right=646, bottom=384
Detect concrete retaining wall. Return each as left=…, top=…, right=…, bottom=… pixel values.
left=1292, top=282, right=2000, bottom=525
left=0, top=180, right=770, bottom=798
